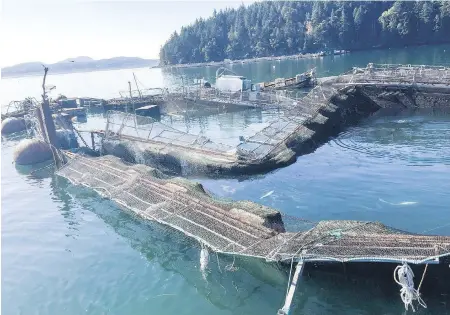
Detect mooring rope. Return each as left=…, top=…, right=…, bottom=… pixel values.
left=225, top=244, right=239, bottom=272
left=285, top=257, right=295, bottom=297
left=393, top=263, right=427, bottom=312
left=417, top=264, right=428, bottom=292
left=215, top=251, right=222, bottom=274
left=30, top=162, right=55, bottom=175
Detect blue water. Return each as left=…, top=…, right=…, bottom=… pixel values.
left=3, top=46, right=450, bottom=315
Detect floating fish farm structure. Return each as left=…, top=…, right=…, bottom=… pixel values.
left=4, top=63, right=450, bottom=314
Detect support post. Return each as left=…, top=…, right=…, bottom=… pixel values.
left=133, top=73, right=142, bottom=99
left=277, top=261, right=304, bottom=315
left=34, top=107, right=46, bottom=140
left=91, top=132, right=95, bottom=150
left=128, top=81, right=133, bottom=98
left=128, top=81, right=133, bottom=112
left=40, top=66, right=62, bottom=167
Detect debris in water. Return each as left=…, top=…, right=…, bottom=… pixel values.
left=260, top=190, right=274, bottom=199
left=379, top=198, right=418, bottom=206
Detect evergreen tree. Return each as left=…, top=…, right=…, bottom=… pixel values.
left=159, top=1, right=450, bottom=65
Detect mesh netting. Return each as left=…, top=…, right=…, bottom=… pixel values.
left=163, top=82, right=316, bottom=113
left=103, top=90, right=326, bottom=166
left=57, top=154, right=450, bottom=265
left=236, top=85, right=340, bottom=160
left=328, top=63, right=450, bottom=86
left=105, top=111, right=235, bottom=156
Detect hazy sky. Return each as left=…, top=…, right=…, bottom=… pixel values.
left=1, top=0, right=253, bottom=67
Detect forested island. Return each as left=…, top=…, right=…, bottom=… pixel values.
left=159, top=1, right=450, bottom=65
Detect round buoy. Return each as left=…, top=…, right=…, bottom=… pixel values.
left=13, top=139, right=54, bottom=165
left=1, top=117, right=26, bottom=135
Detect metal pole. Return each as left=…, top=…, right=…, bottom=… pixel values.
left=128, top=81, right=133, bottom=112
left=133, top=73, right=142, bottom=98
left=34, top=107, right=46, bottom=140
left=277, top=261, right=304, bottom=315
left=128, top=81, right=133, bottom=98
left=40, top=66, right=62, bottom=167
left=91, top=132, right=95, bottom=150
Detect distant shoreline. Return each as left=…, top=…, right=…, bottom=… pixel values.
left=159, top=42, right=450, bottom=70
left=1, top=64, right=159, bottom=80
left=1, top=56, right=158, bottom=79
left=158, top=50, right=348, bottom=70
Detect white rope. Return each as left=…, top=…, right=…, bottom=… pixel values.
left=215, top=251, right=222, bottom=274
left=225, top=244, right=239, bottom=272
left=393, top=263, right=427, bottom=312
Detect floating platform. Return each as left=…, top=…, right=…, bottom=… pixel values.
left=60, top=107, right=87, bottom=117
left=259, top=68, right=316, bottom=91
left=134, top=104, right=161, bottom=119
left=58, top=98, right=78, bottom=109
left=77, top=97, right=105, bottom=107
left=104, top=97, right=155, bottom=111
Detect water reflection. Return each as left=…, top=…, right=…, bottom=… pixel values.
left=331, top=110, right=450, bottom=166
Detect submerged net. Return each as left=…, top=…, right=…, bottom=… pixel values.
left=330, top=63, right=450, bottom=86
left=102, top=83, right=337, bottom=165
left=236, top=84, right=341, bottom=161
left=104, top=110, right=235, bottom=155
left=57, top=154, right=450, bottom=265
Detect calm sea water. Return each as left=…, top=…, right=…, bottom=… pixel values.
left=2, top=45, right=450, bottom=315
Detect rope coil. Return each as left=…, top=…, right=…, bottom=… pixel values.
left=393, top=263, right=427, bottom=312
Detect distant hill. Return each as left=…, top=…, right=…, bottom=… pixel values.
left=59, top=56, right=94, bottom=63
left=1, top=56, right=159, bottom=78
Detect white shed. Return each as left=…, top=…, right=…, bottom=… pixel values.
left=215, top=75, right=252, bottom=92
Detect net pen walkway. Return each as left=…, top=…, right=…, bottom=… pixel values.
left=57, top=153, right=450, bottom=266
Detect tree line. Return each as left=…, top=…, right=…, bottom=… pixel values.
left=159, top=1, right=450, bottom=65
